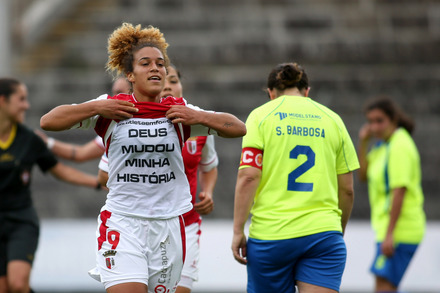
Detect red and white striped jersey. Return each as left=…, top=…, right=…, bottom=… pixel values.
left=74, top=93, right=214, bottom=219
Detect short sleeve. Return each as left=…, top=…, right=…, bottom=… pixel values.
left=98, top=153, right=109, bottom=172
left=388, top=143, right=412, bottom=189
left=94, top=135, right=105, bottom=150
left=33, top=133, right=58, bottom=172
left=199, top=135, right=219, bottom=172
left=242, top=110, right=264, bottom=150
left=71, top=94, right=108, bottom=130
left=335, top=119, right=360, bottom=174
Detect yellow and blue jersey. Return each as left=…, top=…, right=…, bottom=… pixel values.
left=241, top=95, right=359, bottom=240
left=367, top=128, right=425, bottom=243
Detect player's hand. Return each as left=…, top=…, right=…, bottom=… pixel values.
left=381, top=235, right=395, bottom=257
left=232, top=232, right=248, bottom=265
left=194, top=191, right=214, bottom=215
left=166, top=105, right=200, bottom=125
left=359, top=123, right=372, bottom=142
left=97, top=99, right=138, bottom=120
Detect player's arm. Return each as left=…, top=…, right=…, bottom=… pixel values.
left=194, top=167, right=218, bottom=215
left=165, top=105, right=246, bottom=138
left=98, top=170, right=109, bottom=187
left=232, top=166, right=261, bottom=265
left=40, top=99, right=138, bottom=131
left=48, top=162, right=101, bottom=189
left=97, top=153, right=109, bottom=187
left=36, top=131, right=104, bottom=162
left=194, top=136, right=219, bottom=215
left=382, top=187, right=406, bottom=257
left=51, top=139, right=104, bottom=162
left=337, top=171, right=355, bottom=235
left=357, top=123, right=371, bottom=182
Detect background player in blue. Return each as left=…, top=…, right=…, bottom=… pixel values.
left=232, top=63, right=359, bottom=293
left=0, top=77, right=102, bottom=293
left=358, top=96, right=425, bottom=293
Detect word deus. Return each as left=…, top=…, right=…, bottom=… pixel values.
left=128, top=128, right=167, bottom=137
left=117, top=172, right=176, bottom=183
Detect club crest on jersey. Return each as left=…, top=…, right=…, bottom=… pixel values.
left=21, top=170, right=30, bottom=185
left=186, top=138, right=197, bottom=155
left=103, top=250, right=117, bottom=269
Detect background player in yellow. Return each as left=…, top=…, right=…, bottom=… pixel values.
left=232, top=62, right=359, bottom=293
left=358, top=96, right=425, bottom=293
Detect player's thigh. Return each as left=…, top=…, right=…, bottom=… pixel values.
left=296, top=280, right=338, bottom=293
left=295, top=232, right=346, bottom=292
left=96, top=211, right=149, bottom=286
left=370, top=242, right=418, bottom=288
left=180, top=222, right=200, bottom=280
left=148, top=216, right=185, bottom=293
left=106, top=281, right=148, bottom=293
left=7, top=260, right=32, bottom=291
left=247, top=237, right=299, bottom=293
left=0, top=276, right=7, bottom=293
left=7, top=213, right=39, bottom=262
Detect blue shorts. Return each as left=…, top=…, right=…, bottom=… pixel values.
left=246, top=231, right=346, bottom=293
left=370, top=242, right=418, bottom=287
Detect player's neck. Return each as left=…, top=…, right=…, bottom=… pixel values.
left=132, top=89, right=161, bottom=103
left=0, top=120, right=15, bottom=143
left=282, top=88, right=304, bottom=97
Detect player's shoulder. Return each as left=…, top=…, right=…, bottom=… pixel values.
left=247, top=99, right=279, bottom=119
left=16, top=123, right=36, bottom=138
left=389, top=128, right=416, bottom=151
left=308, top=99, right=339, bottom=117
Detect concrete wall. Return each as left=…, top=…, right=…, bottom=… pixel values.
left=7, top=0, right=440, bottom=220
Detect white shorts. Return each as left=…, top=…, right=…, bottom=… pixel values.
left=95, top=209, right=186, bottom=292
left=178, top=221, right=201, bottom=289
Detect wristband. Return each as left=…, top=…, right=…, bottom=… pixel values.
left=96, top=182, right=102, bottom=190
left=47, top=137, right=55, bottom=150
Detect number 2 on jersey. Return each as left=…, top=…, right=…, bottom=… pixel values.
left=288, top=145, right=315, bottom=192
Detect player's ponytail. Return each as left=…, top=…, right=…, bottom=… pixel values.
left=267, top=62, right=309, bottom=92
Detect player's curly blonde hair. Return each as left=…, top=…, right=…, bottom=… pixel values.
left=106, top=23, right=169, bottom=77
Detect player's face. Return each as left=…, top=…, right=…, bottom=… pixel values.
left=366, top=108, right=396, bottom=140
left=161, top=66, right=183, bottom=98
left=130, top=46, right=167, bottom=99
left=3, top=84, right=29, bottom=124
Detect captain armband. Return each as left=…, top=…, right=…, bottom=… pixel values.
left=239, top=147, right=263, bottom=169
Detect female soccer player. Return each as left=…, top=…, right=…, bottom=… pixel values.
left=0, top=77, right=101, bottom=293
left=162, top=64, right=219, bottom=293
left=232, top=62, right=359, bottom=293
left=95, top=64, right=218, bottom=293
left=40, top=23, right=245, bottom=293
left=358, top=96, right=425, bottom=293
